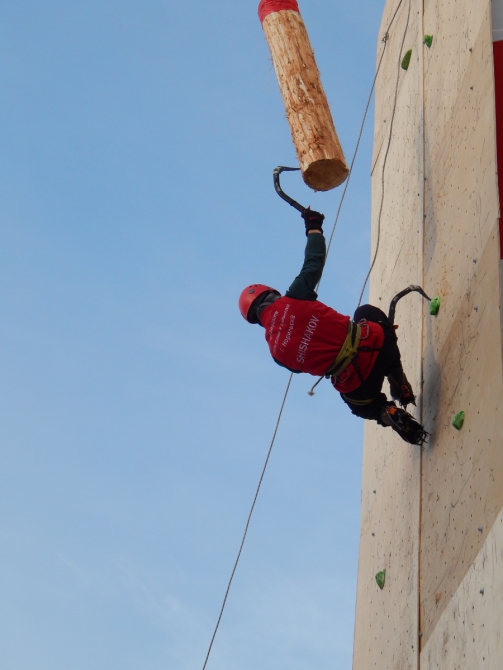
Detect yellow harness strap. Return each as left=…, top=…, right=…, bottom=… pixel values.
left=325, top=320, right=361, bottom=378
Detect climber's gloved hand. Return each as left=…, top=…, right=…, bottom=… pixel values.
left=301, top=207, right=325, bottom=236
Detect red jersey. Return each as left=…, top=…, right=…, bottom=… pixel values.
left=260, top=296, right=384, bottom=393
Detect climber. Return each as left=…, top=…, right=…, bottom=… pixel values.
left=238, top=209, right=428, bottom=446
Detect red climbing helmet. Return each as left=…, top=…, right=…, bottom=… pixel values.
left=239, top=284, right=280, bottom=322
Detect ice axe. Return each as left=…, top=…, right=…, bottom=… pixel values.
left=388, top=285, right=431, bottom=325
left=273, top=166, right=306, bottom=213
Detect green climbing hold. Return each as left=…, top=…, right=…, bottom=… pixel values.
left=424, top=35, right=433, bottom=48
left=430, top=296, right=441, bottom=315
left=375, top=569, right=386, bottom=590
left=401, top=49, right=412, bottom=70
left=452, top=411, right=465, bottom=431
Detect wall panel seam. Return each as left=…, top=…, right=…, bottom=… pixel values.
left=419, top=0, right=426, bottom=666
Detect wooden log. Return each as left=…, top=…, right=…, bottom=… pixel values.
left=259, top=0, right=348, bottom=191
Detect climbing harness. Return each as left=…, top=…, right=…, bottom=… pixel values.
left=308, top=283, right=431, bottom=396
left=333, top=285, right=431, bottom=405
left=325, top=319, right=381, bottom=382
left=325, top=320, right=362, bottom=377
left=341, top=394, right=375, bottom=407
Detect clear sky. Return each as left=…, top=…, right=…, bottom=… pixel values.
left=0, top=1, right=384, bottom=668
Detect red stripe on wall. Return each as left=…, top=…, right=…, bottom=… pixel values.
left=493, top=40, right=503, bottom=259
left=258, top=0, right=300, bottom=24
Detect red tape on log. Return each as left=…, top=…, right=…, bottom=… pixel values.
left=258, top=0, right=300, bottom=24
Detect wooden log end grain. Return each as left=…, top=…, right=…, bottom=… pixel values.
left=303, top=157, right=349, bottom=192
left=259, top=0, right=349, bottom=191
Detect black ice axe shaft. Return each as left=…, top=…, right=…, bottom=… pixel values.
left=273, top=166, right=306, bottom=213
left=388, top=285, right=431, bottom=325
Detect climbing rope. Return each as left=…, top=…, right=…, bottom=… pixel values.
left=201, top=374, right=293, bottom=670
left=357, top=0, right=411, bottom=307
left=200, top=2, right=410, bottom=667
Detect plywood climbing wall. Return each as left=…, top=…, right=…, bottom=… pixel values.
left=352, top=0, right=424, bottom=667
left=353, top=0, right=503, bottom=667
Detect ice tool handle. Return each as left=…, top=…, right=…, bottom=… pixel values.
left=273, top=166, right=306, bottom=213
left=388, top=285, right=432, bottom=325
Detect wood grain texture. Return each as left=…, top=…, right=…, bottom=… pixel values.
left=262, top=10, right=348, bottom=191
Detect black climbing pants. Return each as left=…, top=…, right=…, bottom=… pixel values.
left=341, top=304, right=405, bottom=425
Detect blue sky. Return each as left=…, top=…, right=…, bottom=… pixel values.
left=0, top=1, right=384, bottom=668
